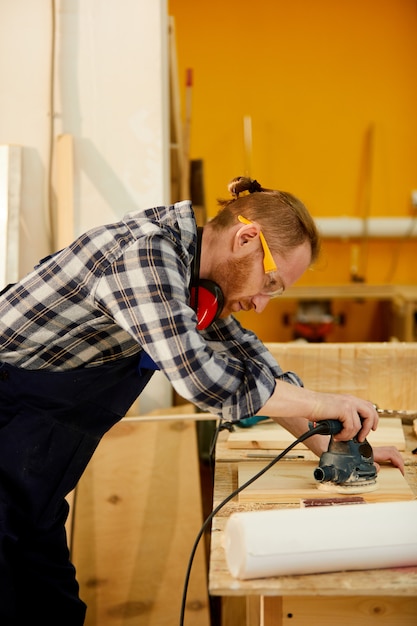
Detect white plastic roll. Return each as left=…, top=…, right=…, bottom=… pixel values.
left=224, top=500, right=417, bottom=580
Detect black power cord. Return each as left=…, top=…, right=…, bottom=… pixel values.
left=179, top=419, right=342, bottom=626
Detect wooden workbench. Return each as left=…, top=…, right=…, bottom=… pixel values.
left=208, top=425, right=417, bottom=626
left=208, top=342, right=417, bottom=625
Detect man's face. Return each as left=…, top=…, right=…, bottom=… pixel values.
left=210, top=240, right=311, bottom=319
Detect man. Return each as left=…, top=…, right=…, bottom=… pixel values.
left=0, top=175, right=403, bottom=624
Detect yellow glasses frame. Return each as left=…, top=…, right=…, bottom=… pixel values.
left=237, top=215, right=277, bottom=274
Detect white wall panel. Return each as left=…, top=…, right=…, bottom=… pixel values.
left=0, top=0, right=169, bottom=274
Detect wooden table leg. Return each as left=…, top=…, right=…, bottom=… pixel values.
left=246, top=596, right=261, bottom=626
left=264, top=597, right=282, bottom=626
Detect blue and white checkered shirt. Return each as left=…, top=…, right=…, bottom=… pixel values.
left=0, top=201, right=301, bottom=421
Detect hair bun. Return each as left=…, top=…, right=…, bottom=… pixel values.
left=228, top=176, right=262, bottom=198
left=248, top=179, right=262, bottom=193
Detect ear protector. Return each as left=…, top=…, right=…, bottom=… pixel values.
left=190, top=227, right=224, bottom=330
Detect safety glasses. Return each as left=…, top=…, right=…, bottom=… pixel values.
left=238, top=215, right=285, bottom=297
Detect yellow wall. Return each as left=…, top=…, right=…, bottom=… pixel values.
left=169, top=0, right=417, bottom=288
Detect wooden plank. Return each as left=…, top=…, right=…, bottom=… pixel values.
left=182, top=68, right=192, bottom=199
left=228, top=584, right=417, bottom=626
left=278, top=284, right=399, bottom=300
left=237, top=461, right=415, bottom=504
left=71, top=419, right=210, bottom=626
left=220, top=596, right=247, bottom=626
left=65, top=490, right=75, bottom=550
left=168, top=16, right=186, bottom=202
left=263, top=596, right=282, bottom=626
left=279, top=595, right=417, bottom=626
left=265, top=342, right=417, bottom=410
left=261, top=595, right=417, bottom=626
left=226, top=421, right=309, bottom=451
left=125, top=411, right=214, bottom=422
left=55, top=133, right=74, bottom=249
left=0, top=144, right=21, bottom=286
left=226, top=418, right=406, bottom=451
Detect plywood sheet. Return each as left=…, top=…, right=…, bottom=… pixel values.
left=227, top=417, right=405, bottom=451
left=237, top=460, right=415, bottom=504
left=72, top=418, right=210, bottom=626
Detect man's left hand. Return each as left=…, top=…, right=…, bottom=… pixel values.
left=373, top=446, right=404, bottom=475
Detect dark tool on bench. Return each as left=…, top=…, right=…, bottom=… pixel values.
left=313, top=420, right=378, bottom=494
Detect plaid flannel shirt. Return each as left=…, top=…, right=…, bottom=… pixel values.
left=0, top=201, right=301, bottom=421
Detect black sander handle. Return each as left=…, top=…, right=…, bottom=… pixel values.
left=310, top=420, right=343, bottom=436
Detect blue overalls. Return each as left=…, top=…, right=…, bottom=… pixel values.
left=0, top=353, right=155, bottom=625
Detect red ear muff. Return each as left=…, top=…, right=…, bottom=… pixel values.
left=190, top=227, right=225, bottom=330
left=190, top=279, right=224, bottom=330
